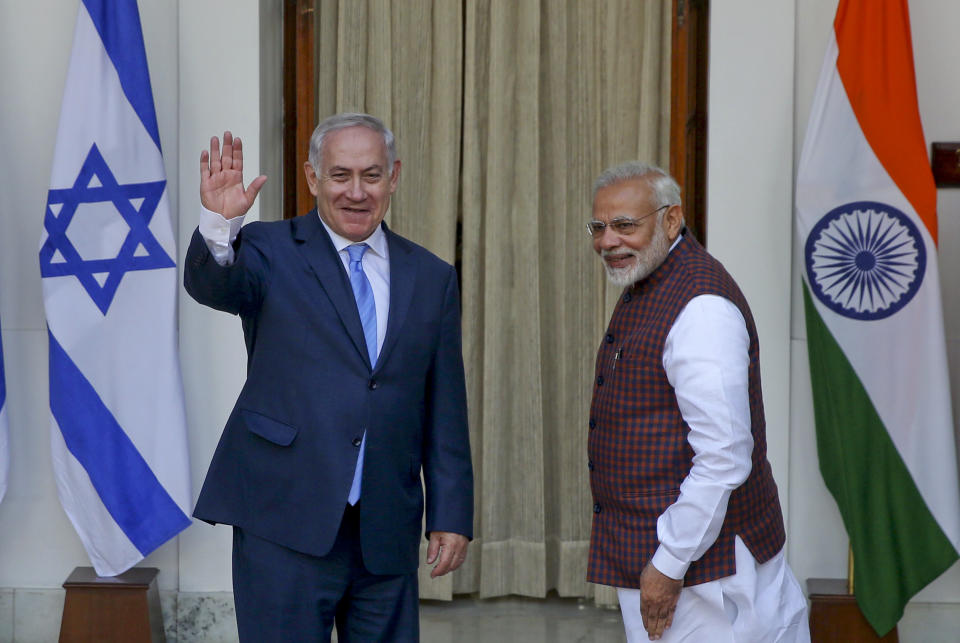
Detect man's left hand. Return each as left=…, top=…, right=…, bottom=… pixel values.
left=639, top=562, right=683, bottom=640
left=426, top=532, right=469, bottom=578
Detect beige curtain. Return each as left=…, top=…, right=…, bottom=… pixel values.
left=315, top=0, right=463, bottom=263
left=313, top=0, right=670, bottom=604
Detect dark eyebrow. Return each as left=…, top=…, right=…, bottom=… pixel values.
left=327, top=165, right=384, bottom=174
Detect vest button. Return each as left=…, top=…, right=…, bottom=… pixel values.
left=352, top=437, right=362, bottom=447
left=593, top=502, right=602, bottom=514
left=596, top=375, right=604, bottom=386
left=589, top=418, right=596, bottom=430
left=368, top=379, right=378, bottom=390
left=605, top=333, right=614, bottom=344
left=623, top=292, right=632, bottom=303
left=588, top=460, right=594, bottom=471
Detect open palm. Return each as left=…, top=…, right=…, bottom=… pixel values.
left=200, top=131, right=267, bottom=219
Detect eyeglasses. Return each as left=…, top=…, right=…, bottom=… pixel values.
left=585, top=205, right=670, bottom=238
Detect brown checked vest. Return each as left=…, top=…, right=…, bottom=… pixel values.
left=586, top=233, right=785, bottom=588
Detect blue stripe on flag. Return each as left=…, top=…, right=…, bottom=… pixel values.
left=48, top=330, right=189, bottom=556
left=0, top=328, right=6, bottom=410
left=81, top=0, right=162, bottom=151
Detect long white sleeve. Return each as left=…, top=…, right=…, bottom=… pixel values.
left=198, top=206, right=245, bottom=266
left=649, top=294, right=754, bottom=580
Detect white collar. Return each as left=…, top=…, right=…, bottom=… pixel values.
left=318, top=215, right=388, bottom=259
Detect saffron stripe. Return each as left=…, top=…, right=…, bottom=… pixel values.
left=834, top=0, right=937, bottom=242
left=48, top=330, right=189, bottom=556
left=81, top=0, right=162, bottom=151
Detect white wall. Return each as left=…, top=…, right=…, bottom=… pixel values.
left=0, top=0, right=92, bottom=591
left=175, top=1, right=262, bottom=595
left=0, top=0, right=260, bottom=595
left=706, top=0, right=796, bottom=525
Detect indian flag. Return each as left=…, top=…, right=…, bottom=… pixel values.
left=796, top=0, right=960, bottom=635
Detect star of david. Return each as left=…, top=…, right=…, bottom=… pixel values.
left=40, top=143, right=174, bottom=315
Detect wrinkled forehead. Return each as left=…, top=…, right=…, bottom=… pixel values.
left=592, top=178, right=656, bottom=218
left=321, top=126, right=390, bottom=171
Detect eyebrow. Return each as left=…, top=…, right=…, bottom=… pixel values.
left=327, top=165, right=384, bottom=174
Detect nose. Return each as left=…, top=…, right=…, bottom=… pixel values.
left=594, top=227, right=620, bottom=252
left=346, top=177, right=366, bottom=201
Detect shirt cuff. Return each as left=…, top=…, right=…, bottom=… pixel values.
left=199, top=206, right=244, bottom=265
left=650, top=544, right=689, bottom=581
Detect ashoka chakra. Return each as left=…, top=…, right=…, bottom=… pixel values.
left=804, top=201, right=925, bottom=321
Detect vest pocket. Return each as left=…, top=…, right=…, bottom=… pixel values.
left=620, top=486, right=680, bottom=499
left=616, top=488, right=680, bottom=519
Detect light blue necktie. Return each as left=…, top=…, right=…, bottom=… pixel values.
left=346, top=243, right=376, bottom=505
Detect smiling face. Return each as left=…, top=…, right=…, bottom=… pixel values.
left=592, top=178, right=684, bottom=287
left=304, top=125, right=401, bottom=242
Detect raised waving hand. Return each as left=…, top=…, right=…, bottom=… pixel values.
left=200, top=131, right=267, bottom=219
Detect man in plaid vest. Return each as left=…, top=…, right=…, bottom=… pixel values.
left=586, top=162, right=809, bottom=642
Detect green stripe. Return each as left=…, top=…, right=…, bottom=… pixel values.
left=803, top=283, right=958, bottom=635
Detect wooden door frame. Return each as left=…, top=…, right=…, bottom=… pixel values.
left=282, top=0, right=317, bottom=220
left=670, top=0, right=709, bottom=245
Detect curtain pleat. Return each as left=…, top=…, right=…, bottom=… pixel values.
left=313, top=0, right=670, bottom=605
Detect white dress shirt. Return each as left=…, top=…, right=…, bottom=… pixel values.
left=198, top=207, right=389, bottom=355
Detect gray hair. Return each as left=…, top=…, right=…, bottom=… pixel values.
left=593, top=161, right=682, bottom=209
left=307, top=112, right=397, bottom=171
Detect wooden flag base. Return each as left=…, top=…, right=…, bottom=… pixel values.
left=807, top=578, right=898, bottom=642
left=59, top=567, right=165, bottom=642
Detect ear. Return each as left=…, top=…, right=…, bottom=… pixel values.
left=388, top=160, right=401, bottom=194
left=303, top=162, right=320, bottom=197
left=663, top=204, right=685, bottom=241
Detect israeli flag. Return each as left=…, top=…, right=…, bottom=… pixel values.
left=39, top=0, right=191, bottom=576
left=0, top=326, right=8, bottom=505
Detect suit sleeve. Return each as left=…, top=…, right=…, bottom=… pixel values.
left=422, top=265, right=474, bottom=539
left=183, top=223, right=271, bottom=317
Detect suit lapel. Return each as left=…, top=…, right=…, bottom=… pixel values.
left=292, top=212, right=371, bottom=368
left=375, top=225, right=417, bottom=373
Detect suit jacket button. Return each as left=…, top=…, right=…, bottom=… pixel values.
left=368, top=379, right=378, bottom=390
left=352, top=437, right=362, bottom=447
left=593, top=502, right=602, bottom=513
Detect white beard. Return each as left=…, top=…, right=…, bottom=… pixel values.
left=601, top=223, right=671, bottom=288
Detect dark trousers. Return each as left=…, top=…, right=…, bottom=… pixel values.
left=232, top=504, right=419, bottom=642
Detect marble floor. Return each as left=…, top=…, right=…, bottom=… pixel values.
left=420, top=596, right=627, bottom=643
left=327, top=596, right=627, bottom=643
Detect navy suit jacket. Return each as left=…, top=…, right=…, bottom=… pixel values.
left=184, top=211, right=473, bottom=575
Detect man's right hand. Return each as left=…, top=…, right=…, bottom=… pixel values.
left=640, top=562, right=682, bottom=640
left=200, top=131, right=267, bottom=219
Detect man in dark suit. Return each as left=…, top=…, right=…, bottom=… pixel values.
left=184, top=112, right=473, bottom=642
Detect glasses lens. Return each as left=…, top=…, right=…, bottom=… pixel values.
left=611, top=220, right=639, bottom=235
left=587, top=222, right=605, bottom=237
